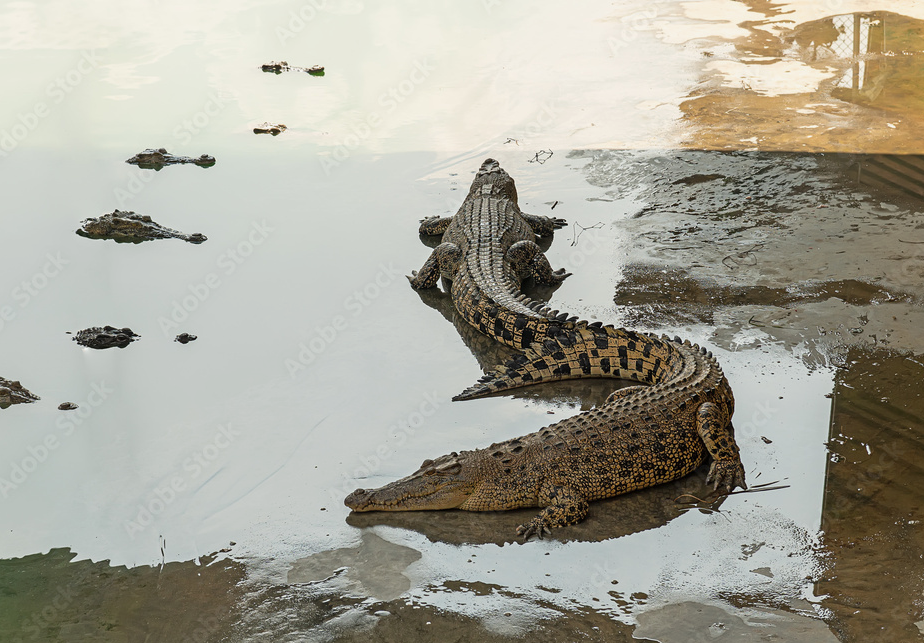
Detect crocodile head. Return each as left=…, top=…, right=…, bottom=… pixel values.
left=469, top=158, right=518, bottom=202
left=344, top=452, right=479, bottom=512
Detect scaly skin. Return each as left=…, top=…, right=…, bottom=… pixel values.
left=77, top=210, right=207, bottom=244
left=345, top=159, right=746, bottom=539
left=125, top=148, right=215, bottom=169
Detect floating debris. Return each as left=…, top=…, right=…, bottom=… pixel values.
left=175, top=333, right=197, bottom=344
left=58, top=402, right=78, bottom=411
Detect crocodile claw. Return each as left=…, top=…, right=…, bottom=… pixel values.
left=515, top=521, right=552, bottom=541
left=706, top=460, right=748, bottom=493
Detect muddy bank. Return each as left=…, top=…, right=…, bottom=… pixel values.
left=581, top=149, right=924, bottom=365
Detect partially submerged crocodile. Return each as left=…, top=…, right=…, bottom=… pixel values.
left=78, top=210, right=207, bottom=244
left=0, top=377, right=39, bottom=407
left=253, top=122, right=287, bottom=135
left=72, top=326, right=139, bottom=349
left=345, top=159, right=747, bottom=538
left=261, top=61, right=325, bottom=76
left=126, top=148, right=215, bottom=169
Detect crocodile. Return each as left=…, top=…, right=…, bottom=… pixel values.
left=253, top=122, right=287, bottom=135
left=0, top=377, right=39, bottom=407
left=72, top=326, right=139, bottom=349
left=126, top=148, right=215, bottom=169
left=77, top=210, right=207, bottom=244
left=261, top=61, right=325, bottom=76
left=344, top=158, right=747, bottom=538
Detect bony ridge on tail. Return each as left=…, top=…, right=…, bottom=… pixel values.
left=344, top=158, right=746, bottom=539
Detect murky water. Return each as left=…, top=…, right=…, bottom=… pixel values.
left=2, top=1, right=924, bottom=642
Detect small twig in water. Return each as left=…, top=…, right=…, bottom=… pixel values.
left=722, top=242, right=765, bottom=269
left=569, top=221, right=604, bottom=247
left=528, top=150, right=553, bottom=164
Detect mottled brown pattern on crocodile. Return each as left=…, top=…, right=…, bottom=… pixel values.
left=345, top=159, right=747, bottom=539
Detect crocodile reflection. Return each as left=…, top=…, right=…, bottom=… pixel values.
left=347, top=462, right=723, bottom=545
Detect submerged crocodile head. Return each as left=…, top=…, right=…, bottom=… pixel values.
left=468, top=158, right=519, bottom=202
left=344, top=452, right=479, bottom=512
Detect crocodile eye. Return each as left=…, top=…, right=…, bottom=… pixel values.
left=420, top=459, right=434, bottom=469
left=436, top=463, right=462, bottom=475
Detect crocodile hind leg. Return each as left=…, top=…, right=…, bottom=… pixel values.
left=696, top=402, right=747, bottom=492
left=507, top=240, right=571, bottom=285
left=418, top=216, right=453, bottom=236
left=521, top=212, right=567, bottom=237
left=408, top=242, right=463, bottom=289
left=516, top=483, right=589, bottom=539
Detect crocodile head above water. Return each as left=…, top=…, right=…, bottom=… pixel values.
left=345, top=452, right=478, bottom=512
left=467, top=158, right=519, bottom=202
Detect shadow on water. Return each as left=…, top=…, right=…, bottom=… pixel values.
left=345, top=463, right=722, bottom=546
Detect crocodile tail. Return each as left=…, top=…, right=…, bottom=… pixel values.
left=454, top=324, right=682, bottom=401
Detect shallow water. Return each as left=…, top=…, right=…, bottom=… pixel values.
left=2, top=1, right=924, bottom=642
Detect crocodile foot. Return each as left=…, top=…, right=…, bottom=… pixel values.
left=516, top=521, right=553, bottom=541
left=706, top=459, right=747, bottom=493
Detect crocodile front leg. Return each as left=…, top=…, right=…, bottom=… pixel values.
left=408, top=242, right=463, bottom=289
left=418, top=216, right=453, bottom=236
left=507, top=240, right=571, bottom=285
left=516, top=483, right=589, bottom=539
left=696, top=402, right=747, bottom=492
left=521, top=212, right=567, bottom=237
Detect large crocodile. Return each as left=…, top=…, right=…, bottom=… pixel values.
left=345, top=159, right=746, bottom=539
